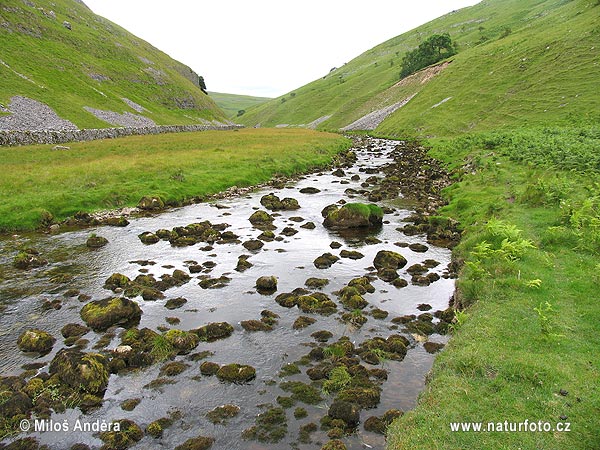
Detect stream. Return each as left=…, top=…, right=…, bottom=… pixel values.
left=0, top=137, right=454, bottom=450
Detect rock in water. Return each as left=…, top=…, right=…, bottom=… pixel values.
left=323, top=203, right=383, bottom=229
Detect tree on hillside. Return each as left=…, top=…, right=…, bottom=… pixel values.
left=400, top=33, right=457, bottom=78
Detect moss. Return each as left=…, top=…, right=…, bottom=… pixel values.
left=323, top=203, right=383, bottom=229
left=294, top=407, right=308, bottom=419
left=192, top=322, right=234, bottom=342
left=336, top=386, right=381, bottom=409
left=164, top=329, right=199, bottom=354
left=297, top=294, right=337, bottom=315
left=321, top=439, right=347, bottom=450
left=17, top=329, right=55, bottom=354
left=299, top=422, right=318, bottom=443
left=206, top=404, right=240, bottom=424
left=49, top=349, right=109, bottom=395
left=146, top=417, right=173, bottom=438
left=276, top=293, right=298, bottom=308
left=200, top=361, right=221, bottom=376
left=279, top=363, right=301, bottom=377
left=86, top=235, right=109, bottom=248
left=165, top=297, right=187, bottom=310
left=80, top=297, right=141, bottom=331
left=339, top=250, right=365, bottom=260
left=256, top=276, right=278, bottom=293
left=293, top=316, right=316, bottom=329
left=159, top=361, right=189, bottom=377
left=120, top=398, right=141, bottom=411
left=99, top=419, right=143, bottom=449
left=242, top=406, right=287, bottom=443
left=276, top=396, right=296, bottom=408
left=103, top=273, right=131, bottom=291
left=13, top=249, right=47, bottom=270
left=216, top=364, right=256, bottom=383
left=174, top=436, right=215, bottom=450
left=280, top=381, right=323, bottom=404
left=373, top=250, right=407, bottom=270
left=305, top=277, right=330, bottom=289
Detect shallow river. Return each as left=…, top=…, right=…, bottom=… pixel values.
left=0, top=138, right=453, bottom=449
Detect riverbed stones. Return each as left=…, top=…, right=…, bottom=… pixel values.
left=235, top=255, right=253, bottom=272
left=137, top=196, right=165, bottom=211
left=293, top=316, right=316, bottom=329
left=256, top=276, right=278, bottom=294
left=200, top=361, right=220, bottom=376
left=164, top=329, right=200, bottom=354
left=174, top=435, right=215, bottom=450
left=13, top=248, right=47, bottom=270
left=192, top=322, right=234, bottom=342
left=99, top=419, right=143, bottom=449
left=323, top=203, right=383, bottom=229
left=61, top=323, right=90, bottom=339
left=260, top=193, right=300, bottom=211
left=249, top=210, right=275, bottom=229
left=17, top=329, right=55, bottom=354
left=216, top=364, right=256, bottom=383
left=299, top=187, right=320, bottom=194
left=241, top=319, right=272, bottom=332
left=328, top=400, right=360, bottom=427
left=243, top=239, right=264, bottom=251
left=305, top=277, right=329, bottom=289
left=49, top=349, right=109, bottom=394
left=138, top=231, right=159, bottom=244
left=373, top=250, right=407, bottom=270
left=80, top=297, right=141, bottom=331
left=339, top=250, right=364, bottom=260
left=314, top=253, right=340, bottom=269
left=86, top=235, right=108, bottom=248
left=165, top=297, right=187, bottom=310
left=206, top=404, right=240, bottom=424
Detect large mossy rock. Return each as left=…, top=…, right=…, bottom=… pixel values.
left=373, top=250, right=407, bottom=270
left=216, top=364, right=256, bottom=383
left=174, top=436, right=215, bottom=450
left=260, top=194, right=300, bottom=211
left=164, top=329, right=200, bottom=354
left=17, top=329, right=56, bottom=354
left=137, top=195, right=165, bottom=211
left=80, top=297, right=142, bottom=331
left=192, top=322, right=234, bottom=342
left=323, top=203, right=383, bottom=229
left=49, top=349, right=109, bottom=394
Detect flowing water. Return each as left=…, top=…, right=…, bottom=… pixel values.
left=0, top=138, right=453, bottom=449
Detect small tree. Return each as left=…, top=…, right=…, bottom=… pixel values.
left=400, top=33, right=457, bottom=78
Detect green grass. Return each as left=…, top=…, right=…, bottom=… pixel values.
left=0, top=128, right=350, bottom=231
left=386, top=126, right=600, bottom=449
left=0, top=0, right=225, bottom=128
left=208, top=92, right=272, bottom=119
left=237, top=0, right=600, bottom=136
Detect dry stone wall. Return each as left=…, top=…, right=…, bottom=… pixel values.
left=0, top=123, right=243, bottom=147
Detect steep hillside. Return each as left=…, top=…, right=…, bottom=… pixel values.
left=208, top=91, right=271, bottom=119
left=238, top=0, right=600, bottom=136
left=0, top=0, right=227, bottom=130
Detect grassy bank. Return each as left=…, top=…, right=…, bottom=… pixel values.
left=385, top=126, right=600, bottom=449
left=0, top=128, right=351, bottom=232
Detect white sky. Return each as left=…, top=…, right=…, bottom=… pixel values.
left=83, top=0, right=480, bottom=97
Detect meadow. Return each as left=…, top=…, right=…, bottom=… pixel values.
left=0, top=128, right=350, bottom=231
left=385, top=125, right=600, bottom=449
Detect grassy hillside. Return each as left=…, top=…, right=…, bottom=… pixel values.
left=238, top=0, right=600, bottom=135
left=208, top=91, right=271, bottom=119
left=0, top=0, right=226, bottom=128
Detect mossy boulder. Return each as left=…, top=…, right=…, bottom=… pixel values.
left=243, top=239, right=264, bottom=251
left=293, top=316, right=316, bottom=329
left=336, top=386, right=381, bottom=409
left=242, top=406, right=287, bottom=443
left=80, top=297, right=142, bottom=331
left=241, top=319, right=273, bottom=332
left=174, top=436, right=215, bottom=450
left=137, top=195, right=165, bottom=211
left=260, top=193, right=300, bottom=211
left=216, top=364, right=256, bottom=383
left=200, top=361, right=221, bottom=376
left=164, top=329, right=200, bottom=354
left=321, top=440, right=347, bottom=450
left=206, top=404, right=240, bottom=424
left=275, top=293, right=298, bottom=308
left=323, top=203, right=383, bottom=229
left=305, top=277, right=329, bottom=289
left=13, top=248, right=47, bottom=270
left=256, top=276, right=278, bottom=294
left=328, top=400, right=360, bottom=427
left=235, top=255, right=253, bottom=272
left=104, top=273, right=131, bottom=291
left=165, top=297, right=187, bottom=310
left=86, top=235, right=109, bottom=248
left=49, top=349, right=109, bottom=394
left=138, top=232, right=160, bottom=245
left=99, top=419, right=143, bottom=449
left=17, top=329, right=56, bottom=354
left=297, top=293, right=337, bottom=315
left=373, top=250, right=407, bottom=270
left=249, top=210, right=275, bottom=229
left=192, top=322, right=234, bottom=342
left=314, top=253, right=340, bottom=269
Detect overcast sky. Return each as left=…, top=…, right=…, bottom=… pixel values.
left=83, top=0, right=480, bottom=98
